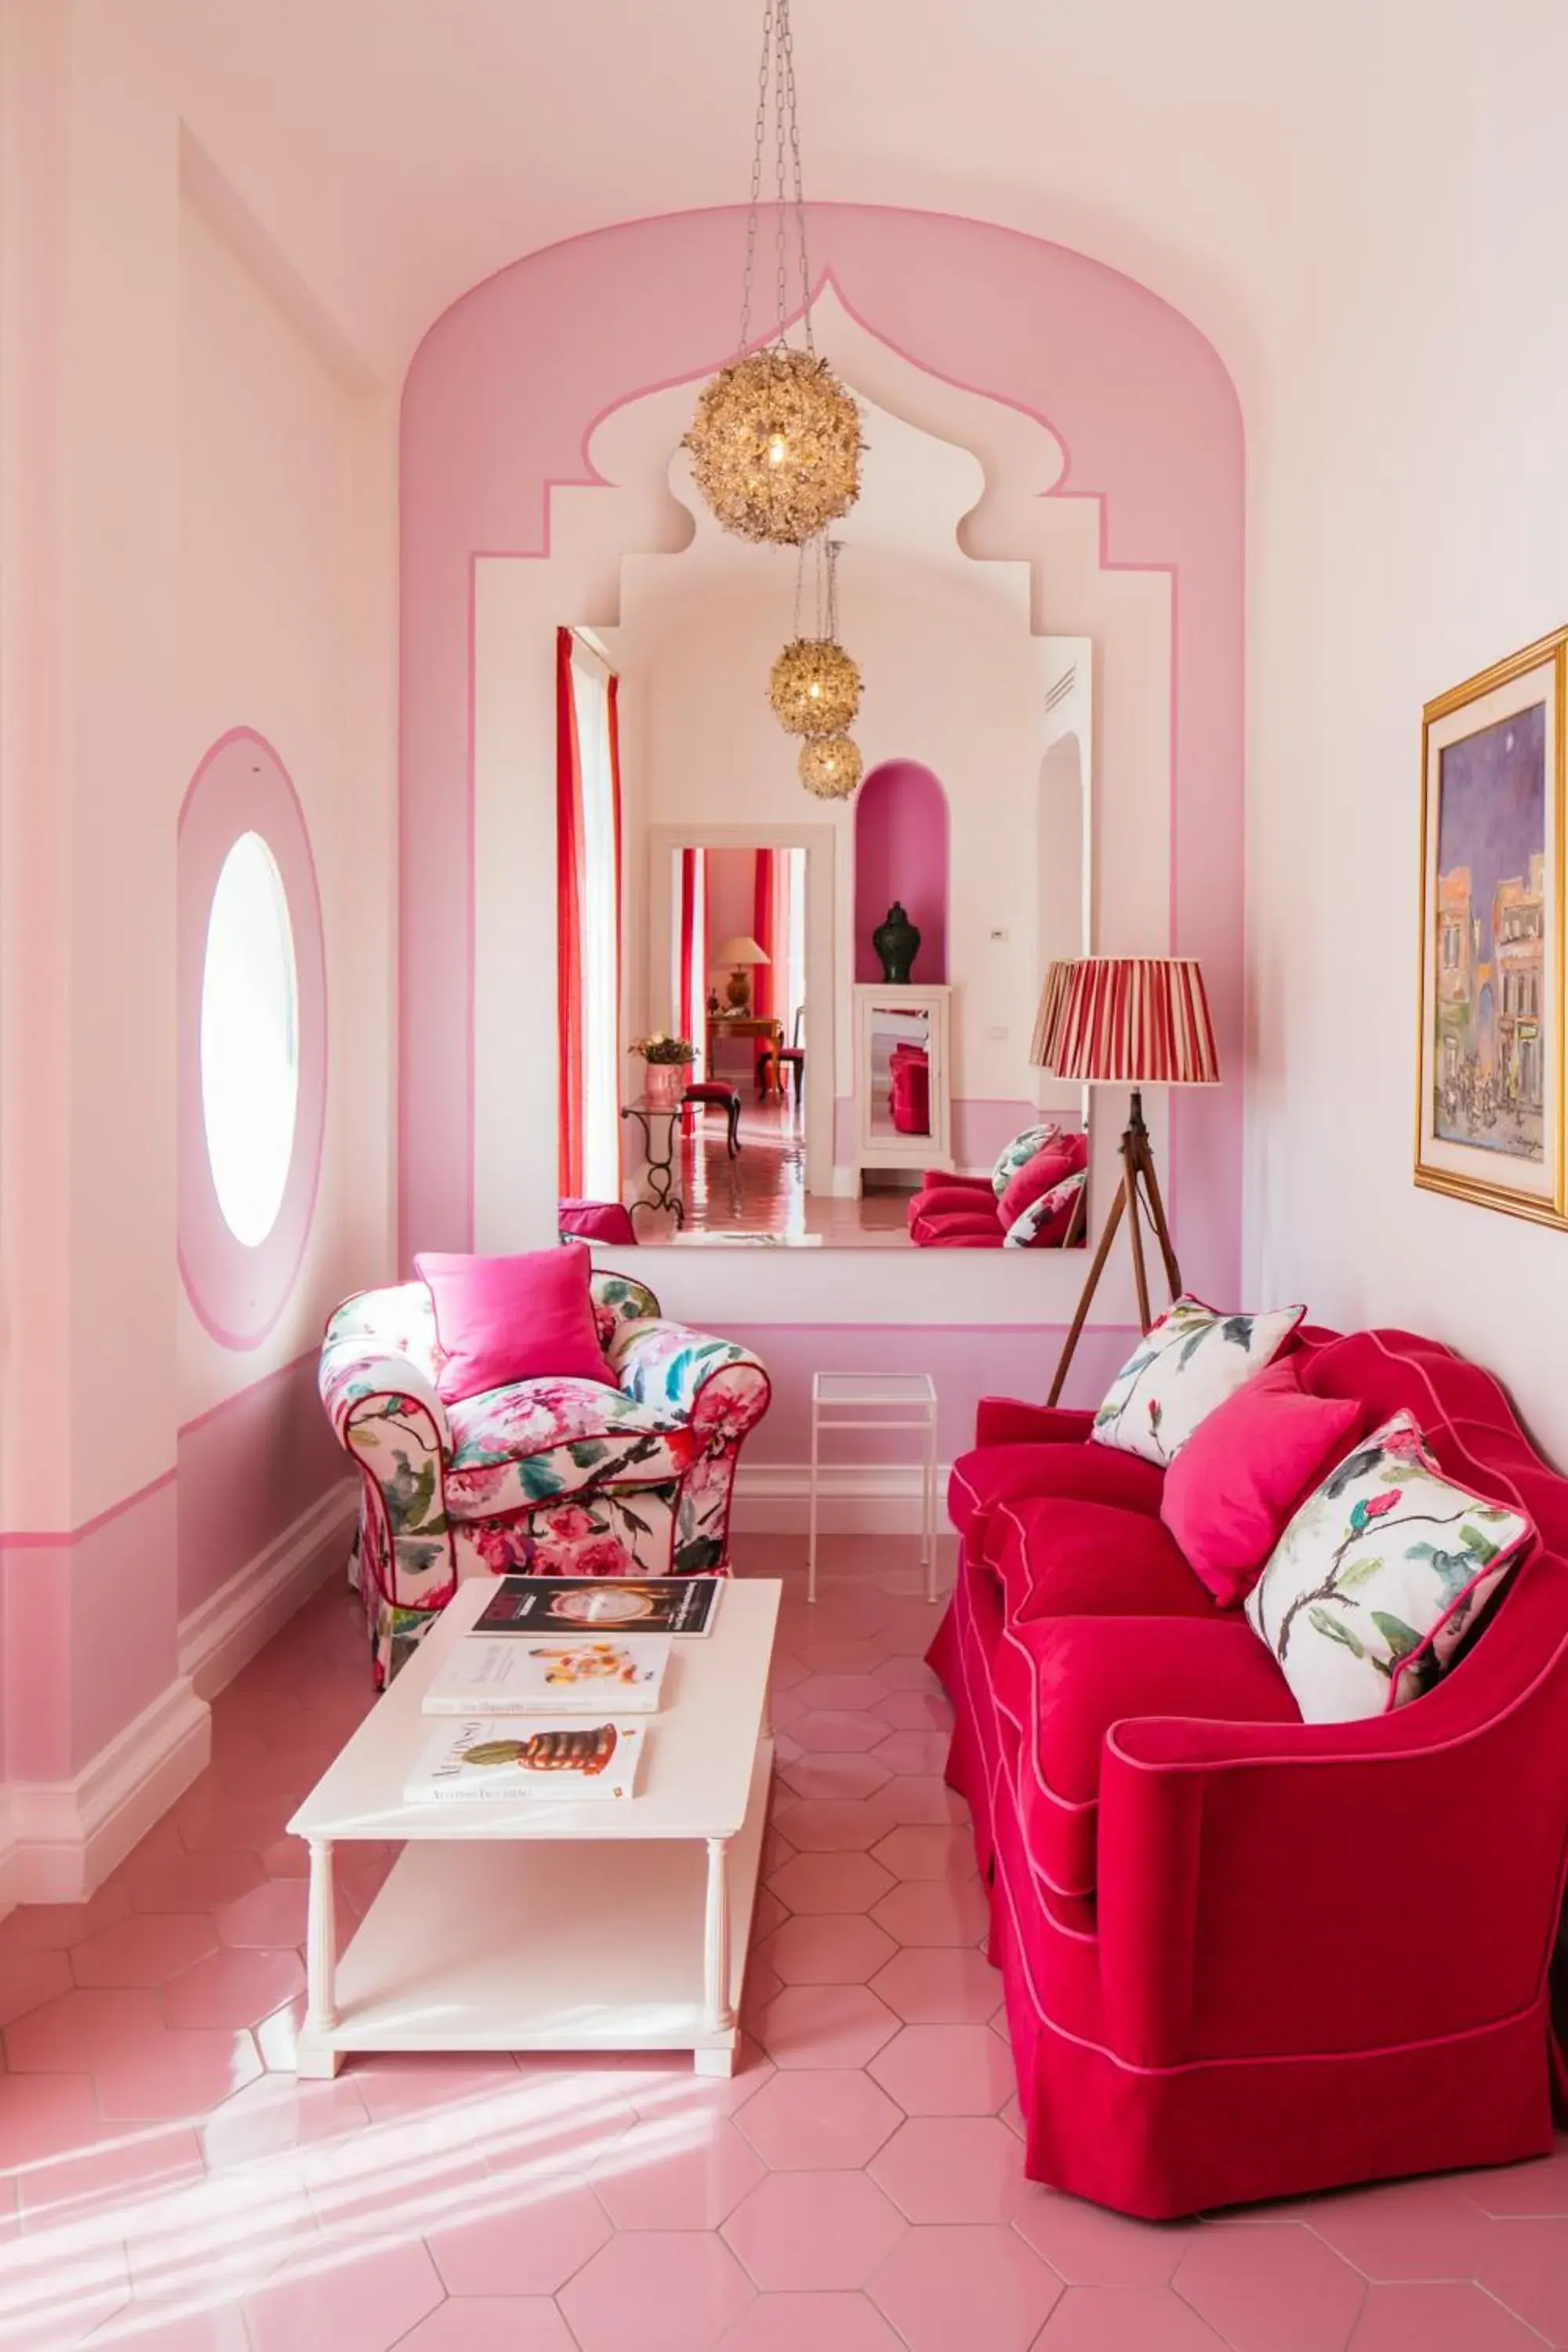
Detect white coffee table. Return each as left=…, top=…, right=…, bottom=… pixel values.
left=288, top=1575, right=779, bottom=2079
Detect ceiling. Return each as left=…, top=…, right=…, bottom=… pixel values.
left=147, top=0, right=1475, bottom=390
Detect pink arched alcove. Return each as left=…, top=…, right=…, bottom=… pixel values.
left=854, top=760, right=949, bottom=983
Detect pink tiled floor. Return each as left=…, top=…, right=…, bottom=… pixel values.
left=3, top=1532, right=1567, bottom=2351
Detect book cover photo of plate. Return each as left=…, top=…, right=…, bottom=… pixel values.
left=404, top=1715, right=647, bottom=1803
left=475, top=1577, right=722, bottom=1639
left=422, top=1634, right=670, bottom=1717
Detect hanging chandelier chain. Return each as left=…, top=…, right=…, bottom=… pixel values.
left=738, top=0, right=775, bottom=353
left=738, top=0, right=814, bottom=358
left=826, top=537, right=840, bottom=643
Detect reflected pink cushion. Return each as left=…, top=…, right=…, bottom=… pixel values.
left=1160, top=1357, right=1365, bottom=1607
left=414, top=1242, right=614, bottom=1403
left=998, top=1132, right=1087, bottom=1229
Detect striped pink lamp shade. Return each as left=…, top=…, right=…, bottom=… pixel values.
left=1040, top=956, right=1221, bottom=1086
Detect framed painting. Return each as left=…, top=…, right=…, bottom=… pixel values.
left=1415, top=626, right=1567, bottom=1228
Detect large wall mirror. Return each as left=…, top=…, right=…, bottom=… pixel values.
left=554, top=304, right=1092, bottom=1254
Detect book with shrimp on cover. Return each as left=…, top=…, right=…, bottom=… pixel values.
left=404, top=1715, right=646, bottom=1803
left=421, top=1634, right=670, bottom=1717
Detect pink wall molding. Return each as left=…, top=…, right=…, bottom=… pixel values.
left=178, top=728, right=328, bottom=1350
left=855, top=759, right=950, bottom=983
left=399, top=201, right=1244, bottom=1299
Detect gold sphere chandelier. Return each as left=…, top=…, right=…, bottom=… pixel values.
left=683, top=0, right=863, bottom=547
left=769, top=537, right=862, bottom=736
left=799, top=733, right=864, bottom=800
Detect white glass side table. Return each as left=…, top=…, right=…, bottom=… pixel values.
left=808, top=1371, right=940, bottom=1605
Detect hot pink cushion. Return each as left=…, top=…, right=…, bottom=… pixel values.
left=998, top=1133, right=1088, bottom=1229
left=1160, top=1357, right=1365, bottom=1607
left=414, top=1243, right=614, bottom=1403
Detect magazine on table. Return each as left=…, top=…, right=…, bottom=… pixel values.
left=422, top=1633, right=670, bottom=1717
left=404, top=1714, right=647, bottom=1803
left=474, top=1575, right=722, bottom=1639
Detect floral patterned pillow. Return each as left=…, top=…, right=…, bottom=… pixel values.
left=1246, top=1412, right=1533, bottom=1722
left=1004, top=1168, right=1087, bottom=1248
left=991, top=1122, right=1062, bottom=1198
left=1091, top=1294, right=1304, bottom=1466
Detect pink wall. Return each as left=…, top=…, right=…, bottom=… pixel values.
left=401, top=201, right=1245, bottom=1301
left=176, top=1356, right=345, bottom=1623
left=854, top=760, right=949, bottom=983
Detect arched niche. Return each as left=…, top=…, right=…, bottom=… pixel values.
left=854, top=760, right=950, bottom=984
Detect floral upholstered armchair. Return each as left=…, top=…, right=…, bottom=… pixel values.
left=319, top=1270, right=771, bottom=1683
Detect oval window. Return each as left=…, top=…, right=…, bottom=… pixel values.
left=200, top=831, right=299, bottom=1246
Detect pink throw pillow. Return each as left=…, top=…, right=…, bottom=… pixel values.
left=998, top=1132, right=1087, bottom=1229
left=1160, top=1358, right=1365, bottom=1607
left=414, top=1243, right=615, bottom=1403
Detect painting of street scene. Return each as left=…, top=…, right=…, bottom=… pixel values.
left=1432, top=702, right=1548, bottom=1162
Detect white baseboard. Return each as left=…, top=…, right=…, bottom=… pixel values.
left=732, top=1462, right=955, bottom=1536
left=0, top=1675, right=212, bottom=1907
left=179, top=1479, right=358, bottom=1699
left=0, top=1479, right=358, bottom=1914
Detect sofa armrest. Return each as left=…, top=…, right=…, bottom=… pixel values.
left=974, top=1399, right=1094, bottom=1447
left=608, top=1319, right=772, bottom=1446
left=1096, top=1671, right=1568, bottom=2070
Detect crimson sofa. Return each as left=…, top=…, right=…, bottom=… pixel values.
left=929, top=1323, right=1568, bottom=2218
left=909, top=1130, right=1089, bottom=1248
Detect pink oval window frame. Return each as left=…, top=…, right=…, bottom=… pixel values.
left=179, top=728, right=327, bottom=1349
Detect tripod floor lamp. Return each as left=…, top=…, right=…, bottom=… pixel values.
left=1033, top=956, right=1221, bottom=1406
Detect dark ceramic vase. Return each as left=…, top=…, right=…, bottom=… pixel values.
left=873, top=901, right=921, bottom=984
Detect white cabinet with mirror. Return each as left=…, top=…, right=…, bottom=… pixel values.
left=852, top=985, right=952, bottom=1180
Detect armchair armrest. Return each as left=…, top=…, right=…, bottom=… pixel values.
left=974, top=1399, right=1094, bottom=1447
left=608, top=1319, right=772, bottom=1447
left=318, top=1337, right=456, bottom=1610
left=1096, top=1657, right=1568, bottom=2070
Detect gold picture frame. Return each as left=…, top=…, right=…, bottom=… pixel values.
left=1414, top=625, right=1567, bottom=1229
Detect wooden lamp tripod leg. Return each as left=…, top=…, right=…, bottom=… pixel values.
left=1046, top=1090, right=1178, bottom=1408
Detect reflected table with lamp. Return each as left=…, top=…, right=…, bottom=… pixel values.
left=706, top=1014, right=786, bottom=1097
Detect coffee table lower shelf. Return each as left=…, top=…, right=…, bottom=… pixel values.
left=295, top=1736, right=773, bottom=2081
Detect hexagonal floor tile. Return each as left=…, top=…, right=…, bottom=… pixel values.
left=426, top=2176, right=612, bottom=2292
left=868, top=2114, right=1025, bottom=2223
left=869, top=1946, right=999, bottom=2024
left=778, top=1755, right=893, bottom=1805
left=1474, top=2215, right=1568, bottom=2343
left=878, top=1776, right=968, bottom=1827
left=871, top=1730, right=951, bottom=1775
left=768, top=1852, right=896, bottom=1915
left=713, top=2291, right=906, bottom=2352
left=6, top=1984, right=164, bottom=2073
left=791, top=1712, right=891, bottom=1757
left=723, top=2169, right=906, bottom=2289
left=868, top=2024, right=1014, bottom=2115
left=161, top=1945, right=307, bottom=2031
left=735, top=2069, right=902, bottom=2171
left=395, top=2303, right=577, bottom=2352
left=1173, top=2221, right=1364, bottom=2350
left=122, top=1846, right=269, bottom=1913
left=753, top=1983, right=900, bottom=2070
left=1306, top=2176, right=1488, bottom=2281
left=867, top=2222, right=1062, bottom=2352
left=875, top=1690, right=952, bottom=1732
left=0, top=1944, right=72, bottom=2027
left=71, top=1910, right=219, bottom=1988
left=560, top=2228, right=756, bottom=2352
left=1038, top=2285, right=1232, bottom=2350
left=0, top=2071, right=103, bottom=2168
left=214, top=1878, right=310, bottom=1949
left=869, top=1878, right=991, bottom=1948
left=758, top=1914, right=898, bottom=1986
left=1013, top=2189, right=1196, bottom=2284
left=245, top=2236, right=445, bottom=2352
left=794, top=1675, right=890, bottom=1715
left=95, top=2023, right=263, bottom=2120
left=1347, top=2282, right=1545, bottom=2350
left=0, top=1883, right=132, bottom=1951
left=1463, top=2148, right=1568, bottom=2216
left=590, top=2115, right=767, bottom=2230
left=777, top=1799, right=898, bottom=1852
left=869, top=1825, right=971, bottom=1882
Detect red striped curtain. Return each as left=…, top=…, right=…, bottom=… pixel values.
left=556, top=626, right=584, bottom=1196
left=752, top=848, right=777, bottom=1019
left=607, top=673, right=625, bottom=1189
